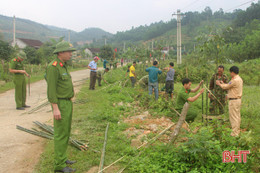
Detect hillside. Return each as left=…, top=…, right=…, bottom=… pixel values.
left=106, top=7, right=239, bottom=52
left=0, top=15, right=112, bottom=43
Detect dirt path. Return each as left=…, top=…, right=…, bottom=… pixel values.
left=0, top=69, right=91, bottom=173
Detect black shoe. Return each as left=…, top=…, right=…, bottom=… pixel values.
left=16, top=107, right=25, bottom=110
left=65, top=160, right=77, bottom=165
left=23, top=105, right=31, bottom=108
left=54, top=167, right=76, bottom=172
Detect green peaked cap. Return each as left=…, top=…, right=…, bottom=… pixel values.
left=53, top=41, right=76, bottom=54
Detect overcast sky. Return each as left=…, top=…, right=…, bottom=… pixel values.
left=0, top=0, right=257, bottom=34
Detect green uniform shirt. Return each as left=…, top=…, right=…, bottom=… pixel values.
left=46, top=57, right=74, bottom=104
left=176, top=87, right=191, bottom=110
left=9, top=58, right=24, bottom=75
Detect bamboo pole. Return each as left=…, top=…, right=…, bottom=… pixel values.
left=136, top=75, right=148, bottom=85
left=169, top=102, right=190, bottom=144
left=169, top=107, right=190, bottom=131
left=98, top=123, right=109, bottom=173
left=97, top=121, right=176, bottom=173
left=17, top=123, right=89, bottom=151
left=203, top=84, right=224, bottom=109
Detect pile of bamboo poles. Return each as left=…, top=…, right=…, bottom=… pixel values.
left=16, top=121, right=88, bottom=151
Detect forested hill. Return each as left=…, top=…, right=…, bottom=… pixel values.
left=104, top=2, right=260, bottom=56
left=0, top=15, right=112, bottom=43
left=110, top=7, right=238, bottom=44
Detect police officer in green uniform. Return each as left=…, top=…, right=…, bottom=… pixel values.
left=46, top=41, right=76, bottom=173
left=9, top=51, right=30, bottom=110
left=176, top=78, right=204, bottom=122
left=209, top=65, right=228, bottom=114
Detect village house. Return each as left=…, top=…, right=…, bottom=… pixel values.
left=11, top=38, right=43, bottom=49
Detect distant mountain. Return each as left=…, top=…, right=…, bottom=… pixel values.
left=0, top=14, right=112, bottom=44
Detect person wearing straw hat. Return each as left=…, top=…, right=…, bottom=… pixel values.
left=9, top=51, right=30, bottom=110
left=46, top=41, right=76, bottom=172
left=88, top=56, right=99, bottom=90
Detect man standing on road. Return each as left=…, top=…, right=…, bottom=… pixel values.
left=176, top=78, right=204, bottom=122
left=164, top=62, right=175, bottom=99
left=129, top=62, right=137, bottom=87
left=209, top=65, right=228, bottom=114
left=9, top=51, right=30, bottom=110
left=145, top=61, right=162, bottom=100
left=88, top=56, right=99, bottom=90
left=97, top=68, right=109, bottom=86
left=216, top=66, right=243, bottom=137
left=46, top=41, right=76, bottom=173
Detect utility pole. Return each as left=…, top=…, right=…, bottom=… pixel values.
left=12, top=16, right=16, bottom=47
left=104, top=38, right=107, bottom=45
left=124, top=42, right=126, bottom=52
left=172, top=9, right=185, bottom=64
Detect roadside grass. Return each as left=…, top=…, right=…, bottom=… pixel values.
left=34, top=77, right=138, bottom=172
left=34, top=66, right=259, bottom=172
left=0, top=67, right=85, bottom=94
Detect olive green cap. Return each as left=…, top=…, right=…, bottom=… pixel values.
left=17, top=51, right=27, bottom=59
left=53, top=41, right=76, bottom=54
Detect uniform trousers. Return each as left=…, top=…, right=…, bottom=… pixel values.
left=14, top=74, right=26, bottom=108
left=229, top=99, right=241, bottom=137
left=54, top=99, right=72, bottom=170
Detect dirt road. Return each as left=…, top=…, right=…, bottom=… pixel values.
left=0, top=69, right=90, bottom=173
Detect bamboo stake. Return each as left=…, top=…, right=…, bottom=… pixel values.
left=97, top=121, right=176, bottom=173
left=169, top=107, right=190, bottom=132
left=169, top=102, right=190, bottom=144
left=98, top=123, right=109, bottom=173
left=136, top=75, right=148, bottom=85
left=203, top=84, right=224, bottom=109
left=17, top=123, right=89, bottom=151
left=16, top=125, right=53, bottom=140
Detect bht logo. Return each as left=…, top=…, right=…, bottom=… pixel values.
left=223, top=150, right=250, bottom=163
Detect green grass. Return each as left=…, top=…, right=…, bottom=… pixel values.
left=0, top=66, right=85, bottom=94
left=34, top=66, right=259, bottom=172
left=34, top=77, right=137, bottom=172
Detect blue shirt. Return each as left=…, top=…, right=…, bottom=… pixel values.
left=145, top=66, right=162, bottom=83
left=88, top=60, right=97, bottom=72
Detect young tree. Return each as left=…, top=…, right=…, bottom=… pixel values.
left=100, top=45, right=113, bottom=60
left=0, top=40, right=14, bottom=61
left=24, top=46, right=39, bottom=64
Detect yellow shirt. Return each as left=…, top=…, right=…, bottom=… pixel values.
left=220, top=75, right=243, bottom=99
left=129, top=65, right=135, bottom=77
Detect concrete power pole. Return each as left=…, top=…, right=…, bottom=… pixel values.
left=124, top=42, right=126, bottom=52
left=173, top=9, right=184, bottom=64
left=104, top=38, right=107, bottom=45
left=13, top=16, right=16, bottom=47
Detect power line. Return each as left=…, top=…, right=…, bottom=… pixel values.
left=225, top=0, right=257, bottom=12
left=190, top=0, right=214, bottom=12
left=182, top=0, right=202, bottom=11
